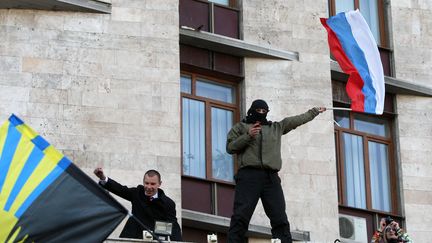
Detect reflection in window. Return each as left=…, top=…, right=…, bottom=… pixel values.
left=334, top=110, right=350, bottom=128
left=354, top=113, right=389, bottom=137
left=343, top=133, right=366, bottom=209
left=208, top=0, right=229, bottom=6
left=334, top=0, right=382, bottom=46
left=181, top=75, right=192, bottom=94
left=211, top=108, right=234, bottom=182
left=182, top=98, right=205, bottom=178
left=369, top=141, right=391, bottom=212
left=196, top=79, right=234, bottom=103
left=335, top=0, right=354, bottom=14
left=360, top=0, right=380, bottom=44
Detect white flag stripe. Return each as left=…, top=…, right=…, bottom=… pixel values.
left=345, top=10, right=385, bottom=114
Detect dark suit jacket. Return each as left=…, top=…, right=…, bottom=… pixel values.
left=100, top=178, right=182, bottom=241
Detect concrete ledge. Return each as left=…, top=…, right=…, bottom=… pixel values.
left=180, top=27, right=299, bottom=61
left=0, top=0, right=111, bottom=13
left=330, top=61, right=432, bottom=97
left=182, top=209, right=310, bottom=241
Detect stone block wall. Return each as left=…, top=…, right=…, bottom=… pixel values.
left=0, top=0, right=181, bottom=238
left=391, top=0, right=432, bottom=88
left=396, top=95, right=432, bottom=243
left=391, top=1, right=432, bottom=242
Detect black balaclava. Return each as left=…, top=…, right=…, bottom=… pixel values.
left=244, top=99, right=271, bottom=125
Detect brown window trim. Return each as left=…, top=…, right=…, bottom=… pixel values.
left=182, top=174, right=236, bottom=186
left=334, top=110, right=399, bottom=216
left=204, top=0, right=239, bottom=10
left=181, top=63, right=244, bottom=83
left=180, top=71, right=240, bottom=185
left=328, top=0, right=388, bottom=48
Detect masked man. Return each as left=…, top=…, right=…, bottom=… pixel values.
left=226, top=99, right=326, bottom=243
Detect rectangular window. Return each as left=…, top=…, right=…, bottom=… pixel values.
left=334, top=110, right=350, bottom=128
left=343, top=132, right=366, bottom=209
left=182, top=98, right=206, bottom=179
left=329, top=0, right=393, bottom=76
left=181, top=73, right=237, bottom=183
left=359, top=0, right=380, bottom=44
left=330, top=0, right=386, bottom=47
left=368, top=141, right=390, bottom=212
left=353, top=113, right=390, bottom=137
left=179, top=0, right=239, bottom=39
left=332, top=79, right=398, bottom=241
left=336, top=111, right=395, bottom=213
left=196, top=79, right=235, bottom=103
left=211, top=107, right=234, bottom=181
left=181, top=72, right=238, bottom=219
left=334, top=109, right=398, bottom=240
left=181, top=75, right=192, bottom=94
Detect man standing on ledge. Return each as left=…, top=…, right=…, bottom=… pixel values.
left=94, top=168, right=182, bottom=241
left=226, top=99, right=326, bottom=243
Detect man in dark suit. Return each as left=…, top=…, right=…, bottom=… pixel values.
left=94, top=167, right=182, bottom=241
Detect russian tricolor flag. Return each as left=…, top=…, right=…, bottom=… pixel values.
left=321, top=10, right=385, bottom=115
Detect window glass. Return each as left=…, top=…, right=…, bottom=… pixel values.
left=354, top=113, right=389, bottom=137
left=335, top=0, right=354, bottom=14
left=211, top=107, right=234, bottom=182
left=196, top=79, right=235, bottom=103
left=182, top=98, right=206, bottom=178
left=334, top=110, right=350, bottom=128
left=181, top=75, right=192, bottom=94
left=369, top=141, right=391, bottom=212
left=343, top=133, right=366, bottom=209
left=360, top=0, right=380, bottom=44
left=334, top=0, right=381, bottom=46
left=208, top=0, right=229, bottom=6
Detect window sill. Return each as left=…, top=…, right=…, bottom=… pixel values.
left=182, top=209, right=310, bottom=241
left=0, top=0, right=111, bottom=13
left=180, top=27, right=299, bottom=61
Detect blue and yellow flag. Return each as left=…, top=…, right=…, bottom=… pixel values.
left=0, top=114, right=127, bottom=243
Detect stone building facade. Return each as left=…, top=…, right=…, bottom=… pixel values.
left=0, top=0, right=430, bottom=242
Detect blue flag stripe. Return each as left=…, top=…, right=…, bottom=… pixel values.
left=31, top=136, right=50, bottom=151
left=4, top=147, right=45, bottom=211
left=8, top=114, right=24, bottom=126
left=327, top=12, right=377, bottom=113
left=58, top=157, right=72, bottom=169
left=0, top=124, right=22, bottom=194
left=15, top=164, right=65, bottom=218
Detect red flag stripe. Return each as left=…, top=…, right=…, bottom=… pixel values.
left=320, top=18, right=365, bottom=112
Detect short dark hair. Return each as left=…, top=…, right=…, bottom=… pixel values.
left=144, top=169, right=161, bottom=182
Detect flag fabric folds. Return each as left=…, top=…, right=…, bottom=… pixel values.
left=321, top=10, right=385, bottom=115
left=0, top=114, right=127, bottom=243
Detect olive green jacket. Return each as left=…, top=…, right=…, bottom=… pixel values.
left=226, top=108, right=320, bottom=171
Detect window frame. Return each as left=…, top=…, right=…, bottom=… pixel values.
left=328, top=0, right=387, bottom=48
left=334, top=109, right=399, bottom=215
left=180, top=71, right=240, bottom=185
left=334, top=107, right=406, bottom=241
left=207, top=0, right=237, bottom=8
left=179, top=0, right=240, bottom=39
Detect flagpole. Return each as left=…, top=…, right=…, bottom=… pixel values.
left=128, top=212, right=163, bottom=243
left=326, top=107, right=352, bottom=111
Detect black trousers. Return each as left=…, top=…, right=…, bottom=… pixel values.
left=228, top=167, right=292, bottom=243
